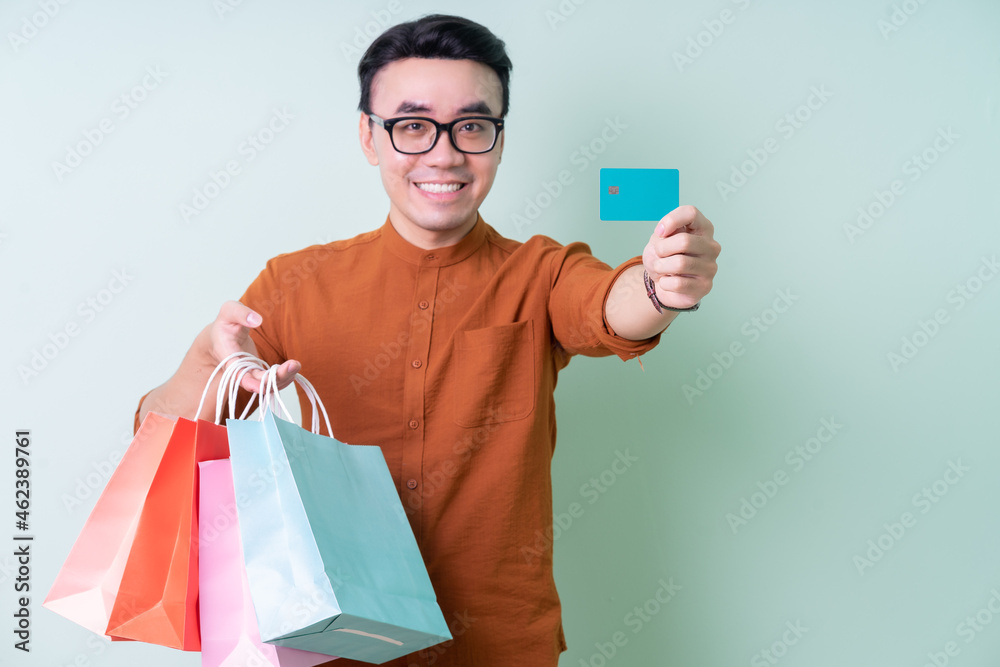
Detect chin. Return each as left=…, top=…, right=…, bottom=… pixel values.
left=405, top=205, right=477, bottom=230
left=415, top=215, right=475, bottom=232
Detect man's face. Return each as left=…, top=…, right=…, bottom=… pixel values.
left=360, top=58, right=505, bottom=243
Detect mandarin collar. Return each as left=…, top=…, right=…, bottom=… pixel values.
left=381, top=212, right=488, bottom=267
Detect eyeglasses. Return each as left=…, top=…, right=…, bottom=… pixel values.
left=369, top=113, right=504, bottom=155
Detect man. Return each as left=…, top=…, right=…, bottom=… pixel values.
left=135, top=13, right=720, bottom=666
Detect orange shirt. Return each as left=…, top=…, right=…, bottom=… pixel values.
left=136, top=212, right=660, bottom=666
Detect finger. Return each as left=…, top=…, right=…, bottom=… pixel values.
left=239, top=368, right=266, bottom=395
left=655, top=273, right=712, bottom=297
left=274, top=360, right=302, bottom=390
left=647, top=254, right=717, bottom=280
left=650, top=232, right=715, bottom=260
left=218, top=300, right=263, bottom=329
left=237, top=360, right=301, bottom=395
left=654, top=205, right=704, bottom=239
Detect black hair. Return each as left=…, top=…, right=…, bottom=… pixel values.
left=357, top=14, right=512, bottom=118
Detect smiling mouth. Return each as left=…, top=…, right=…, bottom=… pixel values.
left=414, top=182, right=467, bottom=193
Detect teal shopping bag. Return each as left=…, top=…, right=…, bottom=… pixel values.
left=228, top=408, right=452, bottom=664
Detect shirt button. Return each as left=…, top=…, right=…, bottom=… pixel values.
left=425, top=254, right=436, bottom=260
left=408, top=419, right=419, bottom=429
left=411, top=359, right=422, bottom=369
left=418, top=300, right=429, bottom=310
left=406, top=478, right=418, bottom=490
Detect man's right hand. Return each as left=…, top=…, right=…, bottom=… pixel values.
left=205, top=300, right=301, bottom=395
left=137, top=300, right=301, bottom=425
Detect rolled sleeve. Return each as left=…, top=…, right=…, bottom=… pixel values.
left=548, top=241, right=661, bottom=361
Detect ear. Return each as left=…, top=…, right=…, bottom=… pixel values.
left=359, top=113, right=379, bottom=166
left=497, top=128, right=504, bottom=164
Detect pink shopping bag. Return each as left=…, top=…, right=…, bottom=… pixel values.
left=199, top=458, right=334, bottom=667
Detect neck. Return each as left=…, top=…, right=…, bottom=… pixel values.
left=388, top=211, right=479, bottom=249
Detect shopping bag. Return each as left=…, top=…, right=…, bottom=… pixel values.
left=101, top=352, right=272, bottom=649
left=45, top=350, right=266, bottom=647
left=103, top=416, right=229, bottom=649
left=199, top=458, right=333, bottom=667
left=228, top=399, right=452, bottom=664
left=43, top=412, right=177, bottom=637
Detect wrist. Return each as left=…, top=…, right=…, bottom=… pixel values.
left=643, top=270, right=700, bottom=313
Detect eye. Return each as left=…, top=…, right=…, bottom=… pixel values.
left=458, top=121, right=485, bottom=133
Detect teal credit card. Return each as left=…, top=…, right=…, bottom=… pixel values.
left=600, top=168, right=679, bottom=221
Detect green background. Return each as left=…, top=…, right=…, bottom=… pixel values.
left=2, top=0, right=998, bottom=665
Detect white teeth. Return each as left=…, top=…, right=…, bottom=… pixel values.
left=416, top=182, right=464, bottom=193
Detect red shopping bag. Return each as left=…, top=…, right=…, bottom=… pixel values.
left=105, top=417, right=229, bottom=650
left=43, top=412, right=177, bottom=637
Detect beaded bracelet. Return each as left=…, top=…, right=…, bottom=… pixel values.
left=643, top=270, right=700, bottom=313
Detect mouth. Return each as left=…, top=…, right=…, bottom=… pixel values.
left=413, top=181, right=468, bottom=194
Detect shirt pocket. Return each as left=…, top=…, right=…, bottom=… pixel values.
left=452, top=320, right=535, bottom=427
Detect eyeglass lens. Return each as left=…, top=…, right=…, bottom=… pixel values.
left=392, top=119, right=497, bottom=154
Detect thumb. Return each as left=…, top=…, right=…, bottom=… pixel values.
left=218, top=300, right=262, bottom=328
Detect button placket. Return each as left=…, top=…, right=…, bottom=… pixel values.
left=399, top=263, right=437, bottom=539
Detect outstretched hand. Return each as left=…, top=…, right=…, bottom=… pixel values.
left=641, top=205, right=721, bottom=310
left=207, top=300, right=300, bottom=394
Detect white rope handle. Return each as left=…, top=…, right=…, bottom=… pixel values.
left=219, top=357, right=267, bottom=422
left=194, top=351, right=332, bottom=435
left=195, top=351, right=264, bottom=424
left=260, top=365, right=294, bottom=422
left=293, top=373, right=332, bottom=437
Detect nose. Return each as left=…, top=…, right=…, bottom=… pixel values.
left=421, top=128, right=465, bottom=168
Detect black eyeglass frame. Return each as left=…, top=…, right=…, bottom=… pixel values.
left=368, top=113, right=505, bottom=155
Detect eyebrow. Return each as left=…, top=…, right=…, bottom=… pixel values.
left=394, top=100, right=495, bottom=116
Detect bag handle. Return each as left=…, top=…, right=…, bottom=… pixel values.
left=195, top=351, right=332, bottom=435
left=259, top=364, right=333, bottom=436
left=195, top=351, right=262, bottom=424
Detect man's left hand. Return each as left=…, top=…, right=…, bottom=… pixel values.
left=641, top=205, right=721, bottom=310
